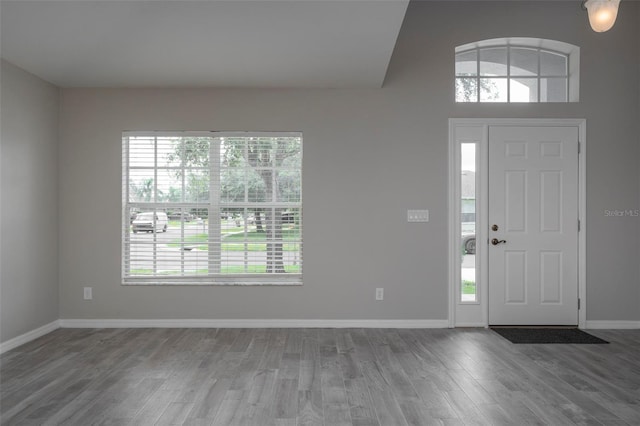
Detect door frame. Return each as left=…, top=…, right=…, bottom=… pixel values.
left=448, top=118, right=586, bottom=329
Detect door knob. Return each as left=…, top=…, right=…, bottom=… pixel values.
left=491, top=238, right=507, bottom=245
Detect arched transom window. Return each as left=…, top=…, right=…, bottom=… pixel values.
left=455, top=38, right=579, bottom=103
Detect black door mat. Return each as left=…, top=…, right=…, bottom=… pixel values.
left=492, top=327, right=609, bottom=344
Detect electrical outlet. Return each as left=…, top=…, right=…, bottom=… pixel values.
left=407, top=209, right=429, bottom=222
left=83, top=287, right=93, bottom=300
left=376, top=288, right=384, bottom=301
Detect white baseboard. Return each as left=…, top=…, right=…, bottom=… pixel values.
left=1, top=319, right=636, bottom=351
left=0, top=320, right=61, bottom=354
left=455, top=322, right=487, bottom=328
left=59, top=318, right=449, bottom=329
left=584, top=320, right=640, bottom=329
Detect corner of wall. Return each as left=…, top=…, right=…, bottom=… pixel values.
left=0, top=60, right=61, bottom=344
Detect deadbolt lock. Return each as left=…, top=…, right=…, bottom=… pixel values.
left=491, top=224, right=499, bottom=231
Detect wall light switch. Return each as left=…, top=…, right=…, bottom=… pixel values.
left=407, top=209, right=429, bottom=222
left=84, top=287, right=93, bottom=300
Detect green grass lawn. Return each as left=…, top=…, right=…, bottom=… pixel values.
left=218, top=265, right=300, bottom=273
left=221, top=243, right=300, bottom=252
left=223, top=226, right=300, bottom=241
left=168, top=227, right=301, bottom=252
left=166, top=234, right=209, bottom=250
left=462, top=280, right=476, bottom=295
left=222, top=226, right=245, bottom=234
left=130, top=264, right=300, bottom=275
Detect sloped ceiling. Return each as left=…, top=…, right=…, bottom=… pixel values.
left=0, top=0, right=409, bottom=88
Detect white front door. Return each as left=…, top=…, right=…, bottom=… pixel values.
left=488, top=126, right=579, bottom=325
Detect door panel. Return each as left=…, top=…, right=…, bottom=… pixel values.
left=489, top=126, right=578, bottom=325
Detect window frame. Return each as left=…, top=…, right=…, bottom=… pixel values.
left=122, top=131, right=303, bottom=286
left=455, top=38, right=579, bottom=104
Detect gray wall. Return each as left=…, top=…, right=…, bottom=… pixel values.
left=58, top=1, right=640, bottom=321
left=1, top=60, right=60, bottom=343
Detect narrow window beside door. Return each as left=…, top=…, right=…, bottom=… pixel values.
left=461, top=143, right=477, bottom=302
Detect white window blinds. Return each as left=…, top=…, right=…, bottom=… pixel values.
left=122, top=132, right=302, bottom=285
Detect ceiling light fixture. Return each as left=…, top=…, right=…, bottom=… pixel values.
left=583, top=0, right=621, bottom=33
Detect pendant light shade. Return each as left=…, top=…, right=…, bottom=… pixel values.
left=584, top=0, right=621, bottom=32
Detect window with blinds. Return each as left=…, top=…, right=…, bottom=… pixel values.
left=122, top=132, right=302, bottom=285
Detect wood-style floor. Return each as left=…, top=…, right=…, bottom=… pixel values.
left=1, top=328, right=640, bottom=425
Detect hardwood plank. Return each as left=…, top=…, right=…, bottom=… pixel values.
left=323, top=402, right=352, bottom=426
left=444, top=390, right=481, bottom=419
left=257, top=329, right=287, bottom=370
left=344, top=378, right=379, bottom=426
left=210, top=389, right=246, bottom=426
left=297, top=390, right=323, bottom=426
left=297, top=349, right=323, bottom=426
left=445, top=370, right=496, bottom=406
left=279, top=352, right=300, bottom=380
left=520, top=398, right=582, bottom=426
left=101, top=377, right=165, bottom=421
left=131, top=389, right=183, bottom=425
left=398, top=398, right=443, bottom=426
left=366, top=385, right=409, bottom=426
left=247, top=369, right=277, bottom=407
left=298, top=359, right=320, bottom=392
left=300, top=334, right=320, bottom=362
left=274, top=378, right=298, bottom=419
left=410, top=377, right=459, bottom=420
left=284, top=329, right=304, bottom=354
left=320, top=345, right=347, bottom=405
left=184, top=377, right=232, bottom=421
left=155, top=401, right=195, bottom=425
left=339, top=350, right=361, bottom=380
left=474, top=403, right=519, bottom=426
